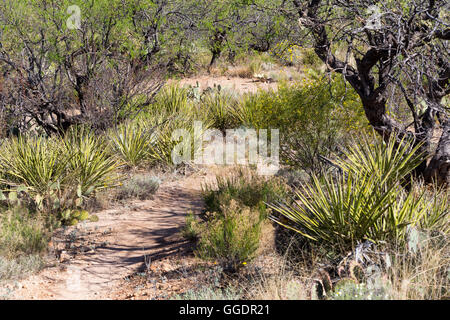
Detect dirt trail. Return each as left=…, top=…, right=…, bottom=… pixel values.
left=11, top=171, right=214, bottom=300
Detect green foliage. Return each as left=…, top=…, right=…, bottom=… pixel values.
left=0, top=135, right=69, bottom=196
left=59, top=209, right=92, bottom=226
left=195, top=200, right=263, bottom=271
left=196, top=169, right=289, bottom=270
left=182, top=211, right=200, bottom=241
left=0, top=131, right=119, bottom=215
left=201, top=88, right=240, bottom=132
left=202, top=168, right=289, bottom=218
left=64, top=126, right=120, bottom=197
left=0, top=206, right=48, bottom=259
left=153, top=85, right=191, bottom=113
left=269, top=133, right=440, bottom=249
left=234, top=72, right=368, bottom=175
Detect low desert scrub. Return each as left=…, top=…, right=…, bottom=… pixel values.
left=172, top=285, right=242, bottom=300
left=0, top=254, right=45, bottom=282
left=195, top=200, right=264, bottom=272
left=244, top=259, right=311, bottom=300
left=387, top=232, right=449, bottom=300
left=0, top=206, right=48, bottom=282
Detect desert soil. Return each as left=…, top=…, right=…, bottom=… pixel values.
left=8, top=169, right=217, bottom=300
left=174, top=75, right=279, bottom=94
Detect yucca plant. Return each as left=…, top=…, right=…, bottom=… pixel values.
left=63, top=126, right=121, bottom=197
left=332, top=133, right=425, bottom=188
left=269, top=133, right=439, bottom=248
left=202, top=90, right=240, bottom=131
left=141, top=109, right=207, bottom=167
left=153, top=84, right=190, bottom=113
left=109, top=121, right=154, bottom=168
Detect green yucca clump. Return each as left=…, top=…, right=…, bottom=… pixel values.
left=269, top=133, right=443, bottom=249
left=140, top=109, right=207, bottom=167
left=0, top=135, right=69, bottom=195
left=64, top=126, right=120, bottom=196
left=0, top=129, right=120, bottom=216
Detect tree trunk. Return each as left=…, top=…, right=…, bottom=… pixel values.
left=424, top=119, right=450, bottom=185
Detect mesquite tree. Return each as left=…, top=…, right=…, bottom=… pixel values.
left=291, top=0, right=449, bottom=185
left=0, top=0, right=166, bottom=135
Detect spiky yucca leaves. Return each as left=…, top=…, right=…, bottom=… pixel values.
left=63, top=126, right=120, bottom=197
left=333, top=133, right=425, bottom=187
left=0, top=135, right=69, bottom=195
left=152, top=84, right=190, bottom=113
left=201, top=89, right=240, bottom=132
left=109, top=121, right=154, bottom=168
left=269, top=134, right=436, bottom=248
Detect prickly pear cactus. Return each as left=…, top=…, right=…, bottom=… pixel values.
left=79, top=210, right=89, bottom=221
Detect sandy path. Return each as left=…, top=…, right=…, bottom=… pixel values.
left=10, top=171, right=213, bottom=300
left=173, top=75, right=279, bottom=95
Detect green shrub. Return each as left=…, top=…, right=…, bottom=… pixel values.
left=182, top=211, right=200, bottom=241
left=109, top=121, right=154, bottom=168
left=202, top=168, right=289, bottom=218
left=195, top=200, right=263, bottom=272
left=0, top=206, right=48, bottom=259
left=234, top=72, right=368, bottom=175
left=269, top=134, right=441, bottom=249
